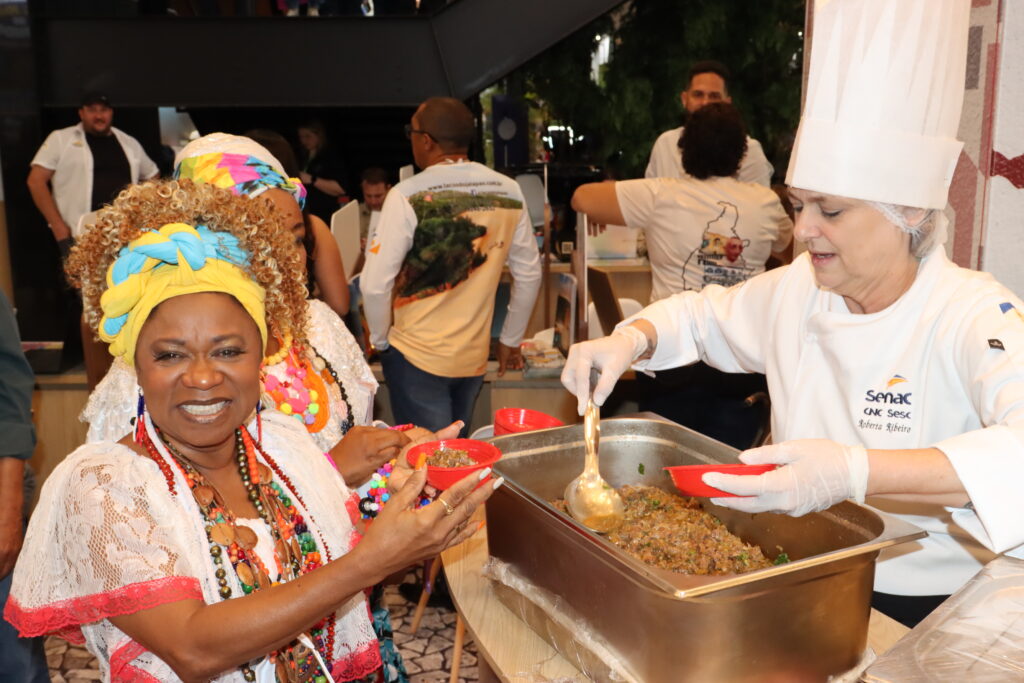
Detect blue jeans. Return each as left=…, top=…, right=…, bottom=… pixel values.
left=0, top=571, right=50, bottom=683
left=379, top=346, right=483, bottom=436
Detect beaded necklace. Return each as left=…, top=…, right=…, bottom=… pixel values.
left=262, top=338, right=352, bottom=437
left=138, top=421, right=335, bottom=683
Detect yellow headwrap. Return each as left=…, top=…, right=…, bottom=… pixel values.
left=99, top=223, right=267, bottom=365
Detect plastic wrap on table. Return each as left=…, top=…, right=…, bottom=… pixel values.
left=482, top=556, right=638, bottom=683
left=864, top=555, right=1024, bottom=682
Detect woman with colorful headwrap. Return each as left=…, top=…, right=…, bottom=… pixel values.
left=82, top=138, right=422, bottom=680
left=83, top=134, right=401, bottom=476
left=4, top=178, right=497, bottom=681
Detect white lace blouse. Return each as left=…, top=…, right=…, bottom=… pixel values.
left=5, top=412, right=380, bottom=682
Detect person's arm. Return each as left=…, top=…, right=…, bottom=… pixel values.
left=561, top=265, right=786, bottom=410
left=361, top=190, right=416, bottom=351
left=328, top=425, right=408, bottom=487
left=133, top=139, right=160, bottom=181
left=26, top=165, right=71, bottom=242
left=498, top=206, right=543, bottom=375
left=0, top=292, right=35, bottom=579
left=571, top=182, right=626, bottom=227
left=307, top=214, right=350, bottom=316
left=0, top=459, right=25, bottom=579
left=300, top=171, right=346, bottom=198
left=109, top=464, right=494, bottom=682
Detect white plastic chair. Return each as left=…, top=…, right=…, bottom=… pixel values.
left=330, top=201, right=361, bottom=283
left=514, top=173, right=547, bottom=229
left=398, top=164, right=415, bottom=182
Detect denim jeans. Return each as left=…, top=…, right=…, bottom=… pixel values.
left=0, top=570, right=50, bottom=683
left=379, top=346, right=483, bottom=436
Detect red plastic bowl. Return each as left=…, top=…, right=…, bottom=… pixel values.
left=406, top=438, right=502, bottom=490
left=664, top=464, right=778, bottom=498
left=494, top=408, right=564, bottom=435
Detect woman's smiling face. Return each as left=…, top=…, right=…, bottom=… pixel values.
left=789, top=187, right=916, bottom=313
left=134, top=292, right=263, bottom=459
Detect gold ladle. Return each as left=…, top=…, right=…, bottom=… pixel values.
left=564, top=398, right=625, bottom=533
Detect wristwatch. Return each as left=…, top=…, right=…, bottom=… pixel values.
left=309, top=175, right=318, bottom=185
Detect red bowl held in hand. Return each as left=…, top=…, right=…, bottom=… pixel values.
left=406, top=438, right=502, bottom=490
left=494, top=408, right=564, bottom=435
left=664, top=463, right=778, bottom=498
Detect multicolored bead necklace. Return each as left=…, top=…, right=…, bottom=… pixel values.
left=138, top=421, right=335, bottom=683
left=262, top=337, right=352, bottom=437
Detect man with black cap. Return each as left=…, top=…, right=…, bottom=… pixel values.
left=26, top=92, right=159, bottom=258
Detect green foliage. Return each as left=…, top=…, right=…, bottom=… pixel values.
left=395, top=190, right=520, bottom=300
left=516, top=0, right=805, bottom=180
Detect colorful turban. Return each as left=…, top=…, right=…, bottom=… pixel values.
left=99, top=223, right=268, bottom=365
left=173, top=132, right=307, bottom=208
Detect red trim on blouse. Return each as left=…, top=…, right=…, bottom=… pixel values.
left=332, top=638, right=383, bottom=681
left=109, top=639, right=162, bottom=682
left=3, top=576, right=203, bottom=642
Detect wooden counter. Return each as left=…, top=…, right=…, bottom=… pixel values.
left=29, top=367, right=90, bottom=506
left=442, top=524, right=910, bottom=682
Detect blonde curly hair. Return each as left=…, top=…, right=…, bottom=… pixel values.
left=66, top=178, right=308, bottom=344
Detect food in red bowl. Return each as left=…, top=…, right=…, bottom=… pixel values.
left=664, top=463, right=778, bottom=498
left=406, top=438, right=502, bottom=490
left=494, top=408, right=564, bottom=435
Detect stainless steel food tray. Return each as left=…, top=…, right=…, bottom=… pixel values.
left=485, top=415, right=925, bottom=682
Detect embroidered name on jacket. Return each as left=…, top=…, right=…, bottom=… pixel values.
left=858, top=375, right=913, bottom=434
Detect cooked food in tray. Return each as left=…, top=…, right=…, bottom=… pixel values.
left=556, top=485, right=775, bottom=575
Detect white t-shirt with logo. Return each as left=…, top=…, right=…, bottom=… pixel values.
left=645, top=126, right=773, bottom=187
left=615, top=176, right=792, bottom=303
left=361, top=160, right=541, bottom=377
left=626, top=249, right=1024, bottom=596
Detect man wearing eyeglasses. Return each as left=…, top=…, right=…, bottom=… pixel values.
left=362, top=97, right=542, bottom=435
left=646, top=60, right=773, bottom=186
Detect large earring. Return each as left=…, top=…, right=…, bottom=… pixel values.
left=134, top=390, right=146, bottom=443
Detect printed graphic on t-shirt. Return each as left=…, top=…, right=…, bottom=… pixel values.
left=682, top=201, right=756, bottom=289
left=394, top=190, right=521, bottom=307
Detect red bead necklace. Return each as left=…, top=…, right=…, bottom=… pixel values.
left=136, top=418, right=336, bottom=682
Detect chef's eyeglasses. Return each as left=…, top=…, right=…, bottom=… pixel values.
left=404, top=124, right=435, bottom=142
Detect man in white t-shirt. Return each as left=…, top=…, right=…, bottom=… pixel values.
left=25, top=92, right=159, bottom=389
left=575, top=103, right=791, bottom=448
left=26, top=92, right=159, bottom=259
left=361, top=97, right=541, bottom=434
left=646, top=60, right=773, bottom=187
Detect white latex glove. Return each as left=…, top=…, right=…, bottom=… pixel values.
left=560, top=326, right=647, bottom=415
left=701, top=439, right=869, bottom=517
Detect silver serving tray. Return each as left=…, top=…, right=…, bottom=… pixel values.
left=485, top=415, right=925, bottom=682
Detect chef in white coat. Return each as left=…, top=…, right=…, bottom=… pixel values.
left=562, top=0, right=1024, bottom=628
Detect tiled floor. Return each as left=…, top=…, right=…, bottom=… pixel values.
left=46, top=570, right=479, bottom=683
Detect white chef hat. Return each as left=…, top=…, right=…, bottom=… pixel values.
left=786, top=0, right=971, bottom=210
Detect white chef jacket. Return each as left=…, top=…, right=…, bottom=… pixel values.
left=624, top=249, right=1024, bottom=596
left=645, top=126, right=774, bottom=187
left=30, top=123, right=159, bottom=237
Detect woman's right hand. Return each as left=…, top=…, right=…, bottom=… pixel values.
left=353, top=458, right=501, bottom=581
